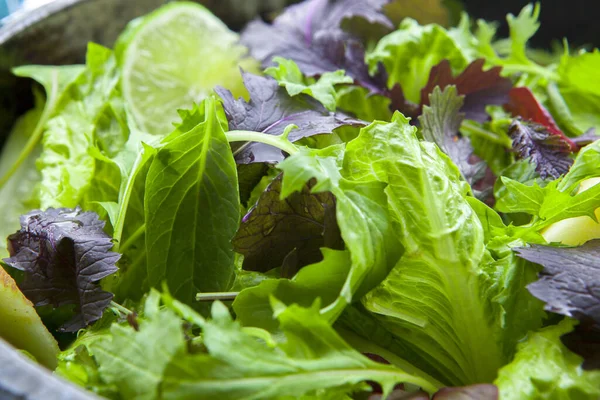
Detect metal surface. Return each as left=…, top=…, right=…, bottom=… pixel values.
left=0, top=337, right=101, bottom=400
left=0, top=0, right=293, bottom=398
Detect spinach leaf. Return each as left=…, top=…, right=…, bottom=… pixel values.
left=145, top=98, right=239, bottom=305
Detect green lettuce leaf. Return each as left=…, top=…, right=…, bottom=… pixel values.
left=495, top=139, right=600, bottom=234
left=560, top=139, right=600, bottom=188
left=163, top=298, right=440, bottom=399
left=0, top=96, right=43, bottom=259
left=92, top=291, right=185, bottom=400
left=495, top=319, right=600, bottom=400
left=35, top=44, right=123, bottom=209
left=87, top=289, right=441, bottom=399
left=145, top=97, right=239, bottom=306
left=367, top=18, right=468, bottom=103
left=551, top=49, right=600, bottom=132
left=269, top=145, right=403, bottom=320
left=1, top=63, right=84, bottom=190
left=558, top=50, right=600, bottom=97
left=266, top=57, right=353, bottom=111
left=336, top=86, right=393, bottom=122
left=95, top=122, right=158, bottom=301
left=347, top=113, right=504, bottom=384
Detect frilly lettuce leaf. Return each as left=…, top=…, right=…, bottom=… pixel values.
left=367, top=18, right=468, bottom=103
left=92, top=290, right=184, bottom=400
left=265, top=57, right=353, bottom=111
left=88, top=289, right=442, bottom=399
left=0, top=97, right=44, bottom=260
left=553, top=50, right=600, bottom=133
left=495, top=319, right=600, bottom=399
left=35, top=44, right=123, bottom=210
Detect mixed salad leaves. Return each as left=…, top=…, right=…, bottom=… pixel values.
left=1, top=0, right=600, bottom=398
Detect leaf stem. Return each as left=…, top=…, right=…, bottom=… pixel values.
left=110, top=300, right=134, bottom=315
left=196, top=292, right=240, bottom=302
left=118, top=223, right=146, bottom=254
left=112, top=151, right=146, bottom=253
left=226, top=130, right=299, bottom=156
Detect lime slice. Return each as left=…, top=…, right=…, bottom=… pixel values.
left=119, top=2, right=255, bottom=135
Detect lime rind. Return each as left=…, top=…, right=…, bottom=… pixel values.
left=119, top=2, right=256, bottom=135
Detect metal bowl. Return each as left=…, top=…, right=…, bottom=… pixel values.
left=0, top=1, right=292, bottom=398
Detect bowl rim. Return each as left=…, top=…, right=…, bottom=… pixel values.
left=0, top=0, right=90, bottom=45
left=0, top=1, right=137, bottom=398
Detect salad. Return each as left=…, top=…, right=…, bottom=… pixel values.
left=0, top=0, right=599, bottom=398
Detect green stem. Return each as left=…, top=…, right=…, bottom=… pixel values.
left=461, top=120, right=513, bottom=148
left=110, top=300, right=133, bottom=315
left=226, top=130, right=299, bottom=156
left=500, top=62, right=560, bottom=81
left=196, top=292, right=240, bottom=302
left=119, top=223, right=146, bottom=254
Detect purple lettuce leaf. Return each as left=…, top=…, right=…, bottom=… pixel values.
left=241, top=0, right=390, bottom=89
left=509, top=119, right=574, bottom=180
left=3, top=207, right=119, bottom=332
left=420, top=59, right=512, bottom=123
left=215, top=72, right=364, bottom=164
left=232, top=174, right=343, bottom=276
left=514, top=240, right=600, bottom=369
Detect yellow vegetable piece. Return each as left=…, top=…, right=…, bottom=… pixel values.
left=542, top=177, right=600, bottom=245
left=0, top=266, right=59, bottom=369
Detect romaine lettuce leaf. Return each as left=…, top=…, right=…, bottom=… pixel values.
left=0, top=266, right=59, bottom=370
left=347, top=112, right=504, bottom=384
